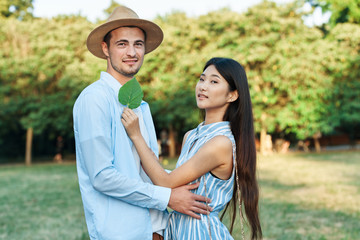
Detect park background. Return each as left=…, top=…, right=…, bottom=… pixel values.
left=0, top=0, right=359, bottom=239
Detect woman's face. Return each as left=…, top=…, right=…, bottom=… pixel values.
left=196, top=65, right=236, bottom=111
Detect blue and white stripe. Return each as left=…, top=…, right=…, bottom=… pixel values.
left=165, top=121, right=235, bottom=240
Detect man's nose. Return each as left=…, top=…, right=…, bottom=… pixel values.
left=126, top=45, right=136, bottom=57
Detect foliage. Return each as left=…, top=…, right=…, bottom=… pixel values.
left=306, top=0, right=360, bottom=25
left=1, top=0, right=360, bottom=157
left=234, top=1, right=332, bottom=138
left=140, top=1, right=360, bottom=141
left=325, top=23, right=360, bottom=138
left=138, top=12, right=210, bottom=137
left=103, top=0, right=122, bottom=17
left=0, top=0, right=33, bottom=20
left=118, top=77, right=143, bottom=109
left=0, top=16, right=104, bottom=156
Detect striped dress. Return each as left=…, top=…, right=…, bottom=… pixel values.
left=165, top=121, right=235, bottom=240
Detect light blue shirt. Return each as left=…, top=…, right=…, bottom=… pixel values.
left=73, top=72, right=171, bottom=240
left=131, top=108, right=169, bottom=235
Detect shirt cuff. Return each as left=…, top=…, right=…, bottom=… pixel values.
left=153, top=185, right=171, bottom=211
left=155, top=230, right=164, bottom=236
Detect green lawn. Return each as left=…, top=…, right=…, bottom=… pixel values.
left=0, top=163, right=88, bottom=240
left=1, top=151, right=359, bottom=240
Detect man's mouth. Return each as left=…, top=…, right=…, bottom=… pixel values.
left=123, top=59, right=138, bottom=65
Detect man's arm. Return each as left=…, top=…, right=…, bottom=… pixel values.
left=169, top=182, right=212, bottom=220
left=74, top=91, right=169, bottom=211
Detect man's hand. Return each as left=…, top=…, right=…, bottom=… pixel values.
left=168, top=182, right=212, bottom=220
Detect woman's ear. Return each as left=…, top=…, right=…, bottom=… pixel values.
left=101, top=42, right=109, bottom=58
left=227, top=90, right=239, bottom=103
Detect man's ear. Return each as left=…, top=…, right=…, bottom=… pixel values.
left=101, top=42, right=109, bottom=58
left=228, top=90, right=239, bottom=103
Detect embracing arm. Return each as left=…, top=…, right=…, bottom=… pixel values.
left=121, top=108, right=233, bottom=189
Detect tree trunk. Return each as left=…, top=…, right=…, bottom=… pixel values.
left=168, top=125, right=176, bottom=158
left=313, top=132, right=322, bottom=153
left=260, top=127, right=267, bottom=155
left=25, top=127, right=33, bottom=166
left=260, top=113, right=267, bottom=155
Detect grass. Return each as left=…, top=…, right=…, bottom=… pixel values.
left=0, top=163, right=88, bottom=240
left=0, top=151, right=359, bottom=240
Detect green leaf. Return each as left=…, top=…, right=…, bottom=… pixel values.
left=118, top=77, right=144, bottom=109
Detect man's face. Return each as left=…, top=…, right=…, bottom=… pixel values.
left=103, top=27, right=145, bottom=78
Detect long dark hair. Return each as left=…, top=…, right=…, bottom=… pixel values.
left=203, top=57, right=262, bottom=239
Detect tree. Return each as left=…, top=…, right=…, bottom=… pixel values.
left=306, top=0, right=360, bottom=25
left=0, top=16, right=104, bottom=163
left=0, top=0, right=33, bottom=20
left=1, top=0, right=359, bottom=162
left=103, top=0, right=122, bottom=17
left=324, top=23, right=360, bottom=141
left=140, top=1, right=360, bottom=154
left=139, top=12, right=208, bottom=156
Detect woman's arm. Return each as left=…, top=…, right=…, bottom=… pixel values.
left=121, top=108, right=233, bottom=188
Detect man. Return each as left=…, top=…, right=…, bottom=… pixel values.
left=73, top=6, right=210, bottom=240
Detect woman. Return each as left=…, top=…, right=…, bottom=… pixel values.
left=121, top=57, right=262, bottom=240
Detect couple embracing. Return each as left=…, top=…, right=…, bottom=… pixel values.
left=73, top=6, right=262, bottom=240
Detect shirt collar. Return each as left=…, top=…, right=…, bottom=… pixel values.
left=100, top=71, right=146, bottom=107
left=100, top=71, right=122, bottom=93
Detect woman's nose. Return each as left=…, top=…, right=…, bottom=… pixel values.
left=199, top=81, right=207, bottom=91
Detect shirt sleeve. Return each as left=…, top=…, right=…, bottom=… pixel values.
left=73, top=90, right=171, bottom=211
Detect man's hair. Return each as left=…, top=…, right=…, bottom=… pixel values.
left=103, top=31, right=112, bottom=47
left=103, top=27, right=147, bottom=47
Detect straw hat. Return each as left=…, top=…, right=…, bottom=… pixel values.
left=87, top=6, right=163, bottom=59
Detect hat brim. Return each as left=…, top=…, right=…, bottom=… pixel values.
left=87, top=18, right=163, bottom=59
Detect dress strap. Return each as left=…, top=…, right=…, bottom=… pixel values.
left=234, top=159, right=245, bottom=240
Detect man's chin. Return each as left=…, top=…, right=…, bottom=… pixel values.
left=116, top=69, right=140, bottom=78
left=122, top=73, right=136, bottom=78
left=111, top=62, right=141, bottom=78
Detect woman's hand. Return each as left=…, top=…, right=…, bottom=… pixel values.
left=121, top=108, right=141, bottom=139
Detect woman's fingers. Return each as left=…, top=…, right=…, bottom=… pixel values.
left=122, top=108, right=137, bottom=120
left=121, top=108, right=139, bottom=128
left=122, top=108, right=130, bottom=119
left=122, top=108, right=131, bottom=120
left=121, top=117, right=127, bottom=126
